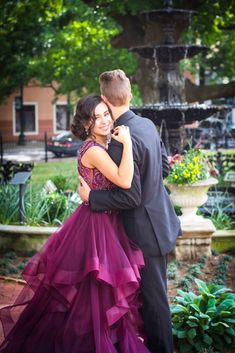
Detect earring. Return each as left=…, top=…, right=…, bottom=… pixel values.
left=85, top=128, right=89, bottom=136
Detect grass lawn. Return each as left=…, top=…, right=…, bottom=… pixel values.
left=31, top=158, right=78, bottom=191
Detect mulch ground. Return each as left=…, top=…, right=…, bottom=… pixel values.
left=167, top=251, right=235, bottom=301
left=0, top=251, right=234, bottom=308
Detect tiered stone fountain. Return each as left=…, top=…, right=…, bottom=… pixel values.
left=130, top=0, right=225, bottom=154
left=130, top=0, right=225, bottom=259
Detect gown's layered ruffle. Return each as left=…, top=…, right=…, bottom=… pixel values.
left=0, top=204, right=149, bottom=353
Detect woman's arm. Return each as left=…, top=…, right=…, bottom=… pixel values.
left=81, top=126, right=134, bottom=189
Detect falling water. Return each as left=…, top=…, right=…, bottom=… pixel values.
left=129, top=1, right=226, bottom=153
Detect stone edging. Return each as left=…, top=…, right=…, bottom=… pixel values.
left=0, top=224, right=58, bottom=235
left=0, top=224, right=234, bottom=254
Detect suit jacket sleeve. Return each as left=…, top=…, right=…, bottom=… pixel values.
left=89, top=139, right=142, bottom=212
left=161, top=140, right=170, bottom=178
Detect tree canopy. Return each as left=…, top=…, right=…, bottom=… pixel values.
left=0, top=0, right=63, bottom=101
left=1, top=0, right=235, bottom=103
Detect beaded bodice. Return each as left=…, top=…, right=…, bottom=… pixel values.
left=78, top=140, right=114, bottom=190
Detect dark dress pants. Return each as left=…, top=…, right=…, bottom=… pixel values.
left=140, top=255, right=173, bottom=353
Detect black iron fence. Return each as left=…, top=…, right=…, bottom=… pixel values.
left=0, top=131, right=234, bottom=183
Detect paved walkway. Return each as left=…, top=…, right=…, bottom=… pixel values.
left=2, top=141, right=54, bottom=163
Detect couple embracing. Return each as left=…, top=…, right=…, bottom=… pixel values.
left=0, top=70, right=181, bottom=353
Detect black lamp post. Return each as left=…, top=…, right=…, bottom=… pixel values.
left=16, top=82, right=26, bottom=145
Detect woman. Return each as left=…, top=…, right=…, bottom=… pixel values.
left=0, top=95, right=150, bottom=353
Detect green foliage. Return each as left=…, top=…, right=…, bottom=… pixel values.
left=0, top=0, right=63, bottom=102
left=198, top=202, right=235, bottom=230
left=0, top=159, right=79, bottom=226
left=24, top=186, right=52, bottom=225
left=50, top=175, right=68, bottom=192
left=167, top=261, right=178, bottom=280
left=0, top=251, right=28, bottom=276
left=0, top=185, right=19, bottom=224
left=209, top=205, right=235, bottom=230
left=171, top=279, right=235, bottom=353
left=39, top=192, right=68, bottom=224
left=213, top=255, right=233, bottom=286
left=1, top=0, right=234, bottom=102
left=183, top=0, right=235, bottom=83
left=30, top=0, right=136, bottom=98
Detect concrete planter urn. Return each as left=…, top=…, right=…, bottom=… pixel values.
left=165, top=177, right=218, bottom=260
left=166, top=177, right=218, bottom=228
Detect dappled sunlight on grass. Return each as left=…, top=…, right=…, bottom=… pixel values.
left=31, top=159, right=78, bottom=190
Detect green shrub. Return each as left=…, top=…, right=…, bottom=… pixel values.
left=0, top=185, right=19, bottom=224
left=213, top=255, right=233, bottom=286
left=171, top=279, right=235, bottom=353
left=42, top=192, right=68, bottom=223
left=210, top=206, right=235, bottom=230
left=50, top=175, right=68, bottom=192
left=199, top=203, right=235, bottom=230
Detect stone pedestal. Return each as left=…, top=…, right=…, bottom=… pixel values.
left=175, top=220, right=216, bottom=260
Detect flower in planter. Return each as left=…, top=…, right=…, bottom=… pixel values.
left=166, top=147, right=218, bottom=186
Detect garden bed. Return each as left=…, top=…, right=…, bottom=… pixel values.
left=0, top=250, right=234, bottom=352
left=1, top=250, right=234, bottom=304
left=167, top=250, right=235, bottom=302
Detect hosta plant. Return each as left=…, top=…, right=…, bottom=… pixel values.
left=171, top=279, right=235, bottom=353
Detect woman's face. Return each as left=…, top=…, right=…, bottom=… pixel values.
left=90, top=102, right=113, bottom=138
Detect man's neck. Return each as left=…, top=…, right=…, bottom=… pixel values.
left=111, top=106, right=129, bottom=121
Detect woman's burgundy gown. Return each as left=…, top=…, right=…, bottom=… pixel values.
left=0, top=140, right=150, bottom=353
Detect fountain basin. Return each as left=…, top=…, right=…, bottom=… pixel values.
left=130, top=45, right=207, bottom=62
left=132, top=103, right=227, bottom=127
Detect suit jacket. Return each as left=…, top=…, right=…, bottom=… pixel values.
left=89, top=110, right=181, bottom=256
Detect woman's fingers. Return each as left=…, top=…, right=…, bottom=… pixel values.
left=111, top=125, right=131, bottom=143
left=112, top=125, right=129, bottom=135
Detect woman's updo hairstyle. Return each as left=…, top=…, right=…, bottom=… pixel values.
left=71, top=94, right=103, bottom=141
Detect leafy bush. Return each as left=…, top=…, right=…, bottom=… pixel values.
left=42, top=192, right=68, bottom=223
left=0, top=185, right=19, bottom=224
left=198, top=202, right=235, bottom=230
left=50, top=175, right=68, bottom=192
left=171, top=279, right=235, bottom=353
left=213, top=255, right=233, bottom=286
left=210, top=204, right=235, bottom=230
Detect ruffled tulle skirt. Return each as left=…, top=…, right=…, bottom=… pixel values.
left=0, top=204, right=150, bottom=353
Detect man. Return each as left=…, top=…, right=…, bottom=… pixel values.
left=79, top=69, right=181, bottom=353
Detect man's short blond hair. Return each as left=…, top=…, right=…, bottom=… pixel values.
left=99, top=69, right=132, bottom=106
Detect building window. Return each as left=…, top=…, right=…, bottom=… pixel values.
left=14, top=103, right=37, bottom=134
left=54, top=103, right=69, bottom=132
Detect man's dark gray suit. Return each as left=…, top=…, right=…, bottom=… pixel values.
left=89, top=110, right=181, bottom=353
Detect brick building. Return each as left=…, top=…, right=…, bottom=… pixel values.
left=0, top=80, right=69, bottom=142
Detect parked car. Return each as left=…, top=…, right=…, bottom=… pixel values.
left=47, top=131, right=83, bottom=157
